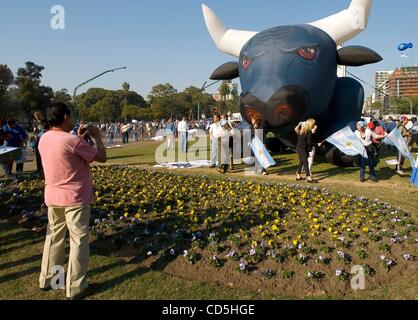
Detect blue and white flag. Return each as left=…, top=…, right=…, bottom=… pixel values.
left=326, top=126, right=368, bottom=158
left=383, top=127, right=416, bottom=167
left=250, top=136, right=276, bottom=169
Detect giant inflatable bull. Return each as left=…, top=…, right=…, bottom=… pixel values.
left=202, top=0, right=382, bottom=166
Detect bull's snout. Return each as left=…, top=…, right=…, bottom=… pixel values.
left=240, top=86, right=309, bottom=128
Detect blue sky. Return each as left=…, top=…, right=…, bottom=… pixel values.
left=0, top=0, right=417, bottom=98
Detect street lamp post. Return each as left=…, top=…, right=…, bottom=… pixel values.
left=197, top=80, right=221, bottom=120
left=72, top=66, right=127, bottom=122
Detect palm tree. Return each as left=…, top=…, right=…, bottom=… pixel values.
left=219, top=81, right=230, bottom=101
left=122, top=82, right=130, bottom=122
left=122, top=82, right=130, bottom=106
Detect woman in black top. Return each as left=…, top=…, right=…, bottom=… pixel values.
left=295, top=119, right=318, bottom=183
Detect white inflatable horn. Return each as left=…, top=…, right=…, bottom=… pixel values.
left=202, top=0, right=373, bottom=57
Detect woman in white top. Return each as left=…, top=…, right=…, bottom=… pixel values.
left=209, top=114, right=229, bottom=173
left=355, top=121, right=387, bottom=182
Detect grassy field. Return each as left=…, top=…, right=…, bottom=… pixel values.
left=1, top=138, right=417, bottom=300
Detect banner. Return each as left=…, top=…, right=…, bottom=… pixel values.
left=383, top=127, right=416, bottom=167
left=326, top=126, right=368, bottom=158
left=250, top=136, right=276, bottom=169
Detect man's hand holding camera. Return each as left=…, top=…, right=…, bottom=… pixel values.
left=78, top=125, right=107, bottom=163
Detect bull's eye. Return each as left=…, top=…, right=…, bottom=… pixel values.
left=242, top=56, right=252, bottom=70
left=297, top=47, right=316, bottom=60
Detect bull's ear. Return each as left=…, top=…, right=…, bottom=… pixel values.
left=337, top=46, right=383, bottom=66
left=210, top=62, right=239, bottom=80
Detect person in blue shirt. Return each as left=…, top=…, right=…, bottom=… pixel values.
left=166, top=119, right=176, bottom=150
left=386, top=117, right=397, bottom=133
left=2, top=119, right=28, bottom=174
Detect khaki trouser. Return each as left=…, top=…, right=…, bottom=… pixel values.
left=39, top=205, right=91, bottom=298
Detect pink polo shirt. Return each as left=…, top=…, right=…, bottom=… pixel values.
left=39, top=130, right=98, bottom=207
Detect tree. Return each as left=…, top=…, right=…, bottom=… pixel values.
left=122, top=82, right=130, bottom=107
left=230, top=86, right=239, bottom=112
left=76, top=87, right=147, bottom=122
left=53, top=89, right=72, bottom=106
left=0, top=65, right=14, bottom=97
left=219, top=81, right=230, bottom=101
left=15, top=61, right=53, bottom=116
left=0, top=65, right=14, bottom=115
left=121, top=104, right=142, bottom=121
left=390, top=96, right=418, bottom=115
left=147, top=83, right=177, bottom=104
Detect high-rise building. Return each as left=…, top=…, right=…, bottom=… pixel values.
left=375, top=70, right=393, bottom=103
left=388, top=66, right=418, bottom=97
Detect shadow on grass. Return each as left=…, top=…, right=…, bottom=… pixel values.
left=0, top=266, right=40, bottom=284
left=0, top=229, right=44, bottom=247
left=0, top=254, right=42, bottom=272
left=85, top=266, right=150, bottom=299
left=0, top=238, right=44, bottom=255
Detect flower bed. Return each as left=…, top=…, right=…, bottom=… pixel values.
left=1, top=166, right=417, bottom=296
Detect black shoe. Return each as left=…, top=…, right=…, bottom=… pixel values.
left=307, top=179, right=319, bottom=184
left=67, top=283, right=97, bottom=301
left=209, top=165, right=216, bottom=169
left=360, top=178, right=366, bottom=182
left=40, top=286, right=52, bottom=292
left=369, top=176, right=378, bottom=182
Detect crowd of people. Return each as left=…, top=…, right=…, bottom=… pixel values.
left=1, top=113, right=418, bottom=182
left=95, top=119, right=214, bottom=145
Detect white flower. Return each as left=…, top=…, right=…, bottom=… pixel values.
left=209, top=232, right=216, bottom=239
left=307, top=272, right=313, bottom=278
left=335, top=269, right=342, bottom=276
left=298, top=243, right=303, bottom=250
left=380, top=255, right=386, bottom=260
left=94, top=219, right=100, bottom=224
left=239, top=262, right=247, bottom=271
left=226, top=250, right=235, bottom=258
left=147, top=251, right=152, bottom=256
left=250, top=248, right=256, bottom=256
left=170, top=249, right=175, bottom=255
left=403, top=254, right=413, bottom=261
left=183, top=250, right=188, bottom=257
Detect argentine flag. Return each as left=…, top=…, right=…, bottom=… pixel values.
left=383, top=127, right=416, bottom=167
left=326, top=126, right=368, bottom=158
left=250, top=136, right=276, bottom=169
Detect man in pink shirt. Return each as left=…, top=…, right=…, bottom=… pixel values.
left=38, top=103, right=107, bottom=300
